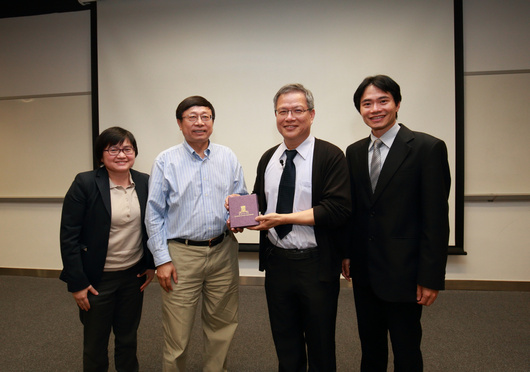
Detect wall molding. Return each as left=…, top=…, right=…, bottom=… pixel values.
left=464, top=194, right=530, bottom=202
left=0, top=197, right=64, bottom=203
left=3, top=195, right=528, bottom=204
left=1, top=268, right=528, bottom=292
left=0, top=92, right=90, bottom=101
left=464, top=69, right=530, bottom=76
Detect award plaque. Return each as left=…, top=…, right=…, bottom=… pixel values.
left=228, top=194, right=259, bottom=228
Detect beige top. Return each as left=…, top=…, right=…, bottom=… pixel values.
left=104, top=175, right=144, bottom=271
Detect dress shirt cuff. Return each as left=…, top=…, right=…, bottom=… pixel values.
left=148, top=244, right=172, bottom=268
left=153, top=251, right=172, bottom=268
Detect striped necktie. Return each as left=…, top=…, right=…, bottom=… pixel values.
left=370, top=139, right=382, bottom=193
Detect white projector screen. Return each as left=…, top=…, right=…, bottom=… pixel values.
left=98, top=0, right=456, bottom=245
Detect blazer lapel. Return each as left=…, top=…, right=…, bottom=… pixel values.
left=371, top=124, right=414, bottom=202
left=131, top=170, right=147, bottom=219
left=358, top=137, right=373, bottom=197
left=95, top=167, right=112, bottom=216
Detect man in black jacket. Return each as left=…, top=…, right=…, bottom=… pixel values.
left=249, top=83, right=351, bottom=371
left=343, top=75, right=451, bottom=371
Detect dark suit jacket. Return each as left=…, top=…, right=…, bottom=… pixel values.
left=346, top=124, right=450, bottom=302
left=253, top=138, right=351, bottom=281
left=59, top=167, right=154, bottom=293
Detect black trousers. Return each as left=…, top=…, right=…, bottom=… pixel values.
left=265, top=251, right=340, bottom=372
left=353, top=284, right=423, bottom=372
left=80, top=264, right=145, bottom=372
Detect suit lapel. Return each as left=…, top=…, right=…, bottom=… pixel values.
left=95, top=167, right=112, bottom=216
left=371, top=124, right=414, bottom=203
left=131, top=170, right=147, bottom=220
left=358, top=137, right=373, bottom=197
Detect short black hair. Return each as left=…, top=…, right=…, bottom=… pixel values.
left=353, top=75, right=402, bottom=112
left=94, top=126, right=138, bottom=166
left=175, top=96, right=216, bottom=121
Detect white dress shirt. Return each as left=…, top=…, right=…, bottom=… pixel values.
left=264, top=135, right=317, bottom=249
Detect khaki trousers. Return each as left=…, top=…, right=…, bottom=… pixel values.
left=161, top=233, right=239, bottom=372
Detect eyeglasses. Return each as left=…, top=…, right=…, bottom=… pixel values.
left=275, top=108, right=311, bottom=117
left=104, top=146, right=135, bottom=156
left=183, top=114, right=212, bottom=123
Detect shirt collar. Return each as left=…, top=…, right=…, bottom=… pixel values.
left=370, top=122, right=400, bottom=149
left=183, top=140, right=211, bottom=159
left=109, top=173, right=135, bottom=189
left=279, top=135, right=314, bottom=160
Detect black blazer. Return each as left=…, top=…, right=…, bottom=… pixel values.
left=253, top=138, right=351, bottom=281
left=60, top=167, right=154, bottom=293
left=346, top=124, right=450, bottom=302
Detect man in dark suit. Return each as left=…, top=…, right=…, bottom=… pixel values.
left=249, top=83, right=351, bottom=371
left=342, top=75, right=451, bottom=371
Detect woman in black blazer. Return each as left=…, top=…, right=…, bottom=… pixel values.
left=60, top=127, right=155, bottom=372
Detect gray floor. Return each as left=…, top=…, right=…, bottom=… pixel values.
left=0, top=275, right=528, bottom=371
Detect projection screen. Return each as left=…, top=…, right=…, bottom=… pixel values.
left=97, top=0, right=456, bottom=245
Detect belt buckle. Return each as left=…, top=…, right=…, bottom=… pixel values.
left=208, top=232, right=222, bottom=247
left=209, top=231, right=227, bottom=247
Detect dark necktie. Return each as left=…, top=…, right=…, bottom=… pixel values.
left=275, top=150, right=297, bottom=239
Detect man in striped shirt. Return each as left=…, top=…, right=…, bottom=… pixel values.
left=146, top=96, right=247, bottom=372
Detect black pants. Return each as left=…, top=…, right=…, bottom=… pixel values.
left=353, top=284, right=423, bottom=372
left=265, top=251, right=340, bottom=372
left=80, top=265, right=145, bottom=372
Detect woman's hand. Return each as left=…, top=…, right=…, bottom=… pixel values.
left=139, top=269, right=155, bottom=292
left=72, top=285, right=99, bottom=311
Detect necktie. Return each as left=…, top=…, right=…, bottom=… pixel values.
left=275, top=150, right=297, bottom=239
left=370, top=139, right=382, bottom=193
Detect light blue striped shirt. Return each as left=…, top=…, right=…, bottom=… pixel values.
left=146, top=141, right=247, bottom=266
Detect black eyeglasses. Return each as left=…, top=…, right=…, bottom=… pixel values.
left=104, top=146, right=135, bottom=156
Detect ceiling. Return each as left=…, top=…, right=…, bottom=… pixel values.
left=0, top=0, right=89, bottom=19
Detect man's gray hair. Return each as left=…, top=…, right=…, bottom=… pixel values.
left=273, top=83, right=315, bottom=110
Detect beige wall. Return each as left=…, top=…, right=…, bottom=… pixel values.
left=0, top=203, right=63, bottom=270
left=0, top=11, right=91, bottom=272
left=1, top=1, right=529, bottom=284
